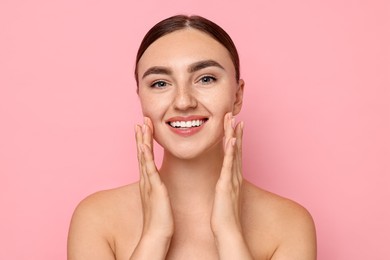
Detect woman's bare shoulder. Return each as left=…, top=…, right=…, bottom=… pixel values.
left=243, top=180, right=313, bottom=219
left=70, top=184, right=134, bottom=219
left=70, top=182, right=142, bottom=230
left=74, top=183, right=140, bottom=210
left=68, top=183, right=142, bottom=259
left=242, top=180, right=317, bottom=259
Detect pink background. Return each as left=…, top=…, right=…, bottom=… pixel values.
left=1, top=0, right=389, bottom=259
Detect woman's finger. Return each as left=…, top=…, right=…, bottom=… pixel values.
left=135, top=125, right=144, bottom=177
left=135, top=125, right=143, bottom=189
left=135, top=125, right=142, bottom=158
left=220, top=137, right=236, bottom=181
left=143, top=117, right=154, bottom=157
left=234, top=121, right=244, bottom=185
left=141, top=119, right=158, bottom=189
left=224, top=112, right=235, bottom=149
left=135, top=124, right=150, bottom=193
left=235, top=121, right=243, bottom=159
left=141, top=143, right=161, bottom=186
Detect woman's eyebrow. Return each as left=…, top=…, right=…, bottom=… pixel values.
left=142, top=60, right=224, bottom=79
left=188, top=60, right=225, bottom=73
left=142, top=66, right=172, bottom=79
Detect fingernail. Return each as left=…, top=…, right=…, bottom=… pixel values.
left=231, top=117, right=236, bottom=128
left=240, top=121, right=244, bottom=130
left=142, top=123, right=146, bottom=133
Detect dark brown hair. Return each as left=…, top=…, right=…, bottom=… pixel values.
left=134, top=15, right=240, bottom=87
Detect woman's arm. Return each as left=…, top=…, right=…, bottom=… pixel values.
left=211, top=113, right=254, bottom=259
left=130, top=119, right=174, bottom=260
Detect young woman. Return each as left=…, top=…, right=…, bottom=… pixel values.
left=67, top=15, right=316, bottom=260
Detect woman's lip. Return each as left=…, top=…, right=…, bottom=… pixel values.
left=166, top=115, right=208, bottom=122
left=165, top=115, right=209, bottom=137
left=167, top=120, right=206, bottom=137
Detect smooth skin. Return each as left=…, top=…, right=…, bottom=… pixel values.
left=67, top=29, right=316, bottom=260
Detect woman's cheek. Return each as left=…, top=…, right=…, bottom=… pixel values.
left=211, top=92, right=236, bottom=115
left=140, top=95, right=168, bottom=141
left=140, top=95, right=161, bottom=117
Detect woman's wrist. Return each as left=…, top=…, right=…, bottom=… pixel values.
left=214, top=227, right=242, bottom=246
left=130, top=233, right=172, bottom=260
left=214, top=229, right=254, bottom=260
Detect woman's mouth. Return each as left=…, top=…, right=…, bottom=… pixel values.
left=168, top=119, right=207, bottom=128
left=166, top=117, right=208, bottom=137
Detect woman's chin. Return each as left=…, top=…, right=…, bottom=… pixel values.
left=164, top=147, right=204, bottom=161
left=162, top=139, right=224, bottom=161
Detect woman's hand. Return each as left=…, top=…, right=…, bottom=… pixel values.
left=131, top=117, right=174, bottom=259
left=211, top=112, right=253, bottom=259
left=211, top=112, right=243, bottom=237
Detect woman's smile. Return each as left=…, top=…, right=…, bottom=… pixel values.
left=166, top=115, right=209, bottom=137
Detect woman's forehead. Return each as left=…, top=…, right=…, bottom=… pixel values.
left=137, top=29, right=234, bottom=71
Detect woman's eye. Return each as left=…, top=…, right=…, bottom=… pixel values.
left=199, top=76, right=216, bottom=85
left=151, top=81, right=168, bottom=88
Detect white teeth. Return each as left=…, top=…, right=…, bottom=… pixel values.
left=169, top=119, right=206, bottom=128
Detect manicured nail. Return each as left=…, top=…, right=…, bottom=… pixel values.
left=142, top=123, right=146, bottom=133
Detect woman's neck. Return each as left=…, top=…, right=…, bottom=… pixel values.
left=159, top=141, right=224, bottom=214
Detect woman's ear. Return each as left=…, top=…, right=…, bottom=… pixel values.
left=233, top=79, right=245, bottom=115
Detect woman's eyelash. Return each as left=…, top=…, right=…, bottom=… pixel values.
left=198, top=75, right=217, bottom=84
left=150, top=81, right=168, bottom=88
left=150, top=76, right=216, bottom=88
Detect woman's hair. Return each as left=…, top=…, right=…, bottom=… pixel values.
left=134, top=14, right=240, bottom=87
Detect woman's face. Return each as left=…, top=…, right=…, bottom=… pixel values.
left=137, top=28, right=244, bottom=159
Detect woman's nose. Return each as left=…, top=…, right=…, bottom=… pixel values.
left=172, top=85, right=197, bottom=110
